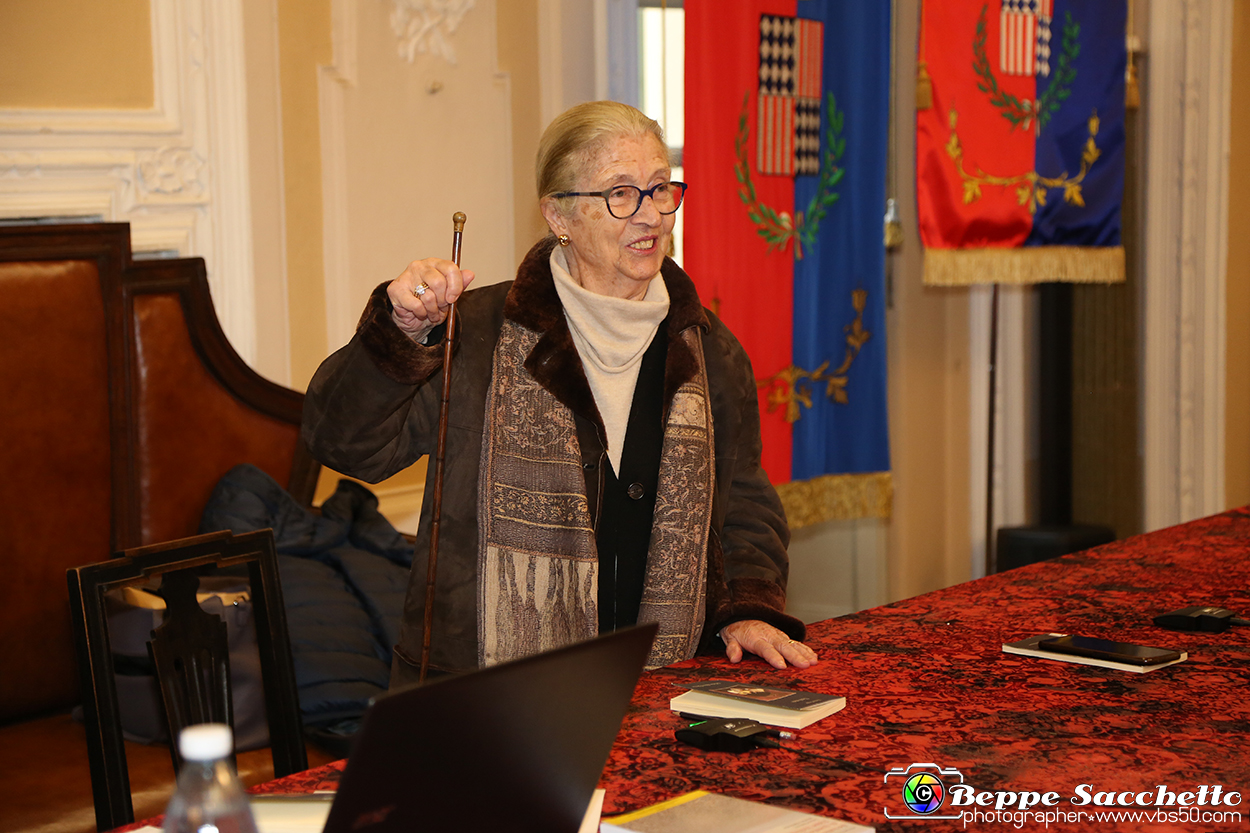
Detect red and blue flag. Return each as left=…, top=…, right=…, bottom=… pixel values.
left=917, top=0, right=1126, bottom=285
left=685, top=0, right=892, bottom=523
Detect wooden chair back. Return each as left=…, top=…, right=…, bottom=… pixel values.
left=0, top=222, right=317, bottom=724
left=66, top=529, right=307, bottom=832
left=147, top=567, right=234, bottom=768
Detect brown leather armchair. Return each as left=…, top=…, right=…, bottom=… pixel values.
left=0, top=223, right=331, bottom=833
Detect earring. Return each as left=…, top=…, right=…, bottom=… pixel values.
left=558, top=234, right=570, bottom=247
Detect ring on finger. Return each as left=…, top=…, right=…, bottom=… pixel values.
left=413, top=282, right=429, bottom=297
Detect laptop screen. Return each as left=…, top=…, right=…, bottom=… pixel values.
left=320, top=623, right=658, bottom=833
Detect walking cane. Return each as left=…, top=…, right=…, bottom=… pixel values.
left=420, top=211, right=466, bottom=683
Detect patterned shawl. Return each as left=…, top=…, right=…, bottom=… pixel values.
left=477, top=318, right=715, bottom=669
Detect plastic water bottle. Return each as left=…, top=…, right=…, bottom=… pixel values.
left=163, top=724, right=259, bottom=833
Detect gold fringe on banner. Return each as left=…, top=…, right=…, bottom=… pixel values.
left=776, top=471, right=893, bottom=529
left=922, top=246, right=1125, bottom=286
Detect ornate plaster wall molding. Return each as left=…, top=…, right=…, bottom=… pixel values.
left=387, top=0, right=475, bottom=64
left=0, top=0, right=257, bottom=364
left=137, top=147, right=207, bottom=198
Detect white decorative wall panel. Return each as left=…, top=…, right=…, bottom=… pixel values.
left=0, top=0, right=257, bottom=364
left=320, top=0, right=514, bottom=351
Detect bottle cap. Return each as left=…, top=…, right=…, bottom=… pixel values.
left=178, top=723, right=233, bottom=761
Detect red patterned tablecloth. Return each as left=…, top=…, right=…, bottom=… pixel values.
left=228, top=508, right=1250, bottom=832
left=597, top=507, right=1250, bottom=832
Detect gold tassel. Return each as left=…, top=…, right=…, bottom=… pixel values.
left=1125, top=55, right=1140, bottom=110
left=884, top=198, right=904, bottom=251
left=1125, top=9, right=1140, bottom=112
left=916, top=61, right=933, bottom=110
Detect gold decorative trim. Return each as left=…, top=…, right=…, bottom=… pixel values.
left=923, top=246, right=1125, bottom=286
left=946, top=107, right=1103, bottom=212
left=777, top=471, right=893, bottom=528
left=757, top=288, right=871, bottom=422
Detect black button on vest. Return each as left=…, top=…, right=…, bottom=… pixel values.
left=597, top=325, right=667, bottom=633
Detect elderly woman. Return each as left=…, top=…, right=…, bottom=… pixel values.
left=303, top=101, right=816, bottom=687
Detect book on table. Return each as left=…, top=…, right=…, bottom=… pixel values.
left=601, top=791, right=873, bottom=832
left=669, top=680, right=846, bottom=729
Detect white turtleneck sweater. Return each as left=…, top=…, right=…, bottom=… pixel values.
left=549, top=247, right=670, bottom=475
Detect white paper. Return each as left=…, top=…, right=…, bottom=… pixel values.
left=579, top=788, right=605, bottom=833
left=600, top=792, right=872, bottom=832
left=248, top=795, right=334, bottom=833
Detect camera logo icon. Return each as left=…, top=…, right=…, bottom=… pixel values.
left=903, top=771, right=945, bottom=813
left=883, top=762, right=966, bottom=820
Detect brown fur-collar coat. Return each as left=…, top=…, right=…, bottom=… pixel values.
left=303, top=237, right=802, bottom=682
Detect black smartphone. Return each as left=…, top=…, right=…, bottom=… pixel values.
left=1037, top=635, right=1181, bottom=666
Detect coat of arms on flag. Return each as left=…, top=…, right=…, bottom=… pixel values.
left=1000, top=0, right=1053, bottom=77
left=757, top=15, right=823, bottom=176
left=686, top=1, right=892, bottom=524
left=916, top=0, right=1127, bottom=285
left=736, top=13, right=844, bottom=262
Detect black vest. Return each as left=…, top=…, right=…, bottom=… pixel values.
left=596, top=327, right=668, bottom=632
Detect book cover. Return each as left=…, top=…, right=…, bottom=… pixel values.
left=682, top=680, right=841, bottom=711
left=670, top=681, right=846, bottom=729
left=601, top=791, right=873, bottom=832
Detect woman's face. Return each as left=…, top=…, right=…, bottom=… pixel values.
left=541, top=134, right=675, bottom=300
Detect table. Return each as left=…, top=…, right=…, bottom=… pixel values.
left=255, top=507, right=1250, bottom=832
left=598, top=506, right=1250, bottom=831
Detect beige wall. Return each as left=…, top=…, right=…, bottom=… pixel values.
left=887, top=0, right=973, bottom=600
left=278, top=0, right=333, bottom=391
left=255, top=0, right=548, bottom=360
left=0, top=0, right=153, bottom=110
left=306, top=1, right=520, bottom=523
left=1228, top=3, right=1250, bottom=510
left=497, top=0, right=551, bottom=263
left=243, top=0, right=293, bottom=386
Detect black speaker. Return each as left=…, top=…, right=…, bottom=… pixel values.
left=995, top=524, right=1115, bottom=572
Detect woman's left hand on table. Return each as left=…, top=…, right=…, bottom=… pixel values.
left=720, top=620, right=818, bottom=670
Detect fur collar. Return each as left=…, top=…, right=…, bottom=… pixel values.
left=505, top=237, right=710, bottom=423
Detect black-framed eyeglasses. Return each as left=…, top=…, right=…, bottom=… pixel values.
left=553, top=181, right=687, bottom=220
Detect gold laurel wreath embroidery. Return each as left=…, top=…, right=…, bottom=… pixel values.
left=757, top=288, right=871, bottom=423
left=972, top=3, right=1080, bottom=135
left=954, top=3, right=1098, bottom=212
left=945, top=107, right=1102, bottom=213
left=734, top=92, right=845, bottom=260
